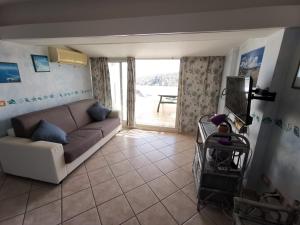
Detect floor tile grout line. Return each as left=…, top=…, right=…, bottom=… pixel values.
left=106, top=144, right=196, bottom=224
left=61, top=177, right=63, bottom=225
left=22, top=181, right=32, bottom=225
left=85, top=161, right=105, bottom=225
left=0, top=212, right=25, bottom=224
left=110, top=165, right=143, bottom=225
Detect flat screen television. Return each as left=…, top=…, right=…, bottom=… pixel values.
left=225, top=76, right=253, bottom=125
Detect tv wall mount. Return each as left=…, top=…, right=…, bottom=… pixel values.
left=251, top=88, right=276, bottom=101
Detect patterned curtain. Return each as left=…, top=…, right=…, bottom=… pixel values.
left=127, top=57, right=136, bottom=128
left=90, top=57, right=112, bottom=109
left=176, top=56, right=225, bottom=133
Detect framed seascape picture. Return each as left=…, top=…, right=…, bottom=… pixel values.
left=238, top=47, right=265, bottom=87
left=31, top=55, right=50, bottom=72
left=292, top=61, right=300, bottom=89
left=0, top=62, right=21, bottom=83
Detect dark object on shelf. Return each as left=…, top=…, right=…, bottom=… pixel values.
left=251, top=88, right=276, bottom=101
left=193, top=115, right=250, bottom=211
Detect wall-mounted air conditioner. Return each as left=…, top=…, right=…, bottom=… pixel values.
left=48, top=47, right=88, bottom=65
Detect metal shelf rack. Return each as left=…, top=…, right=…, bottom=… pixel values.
left=192, top=115, right=250, bottom=211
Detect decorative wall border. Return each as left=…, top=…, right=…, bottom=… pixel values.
left=3, top=89, right=92, bottom=106
left=251, top=112, right=299, bottom=138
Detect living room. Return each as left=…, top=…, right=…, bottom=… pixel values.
left=0, top=1, right=300, bottom=225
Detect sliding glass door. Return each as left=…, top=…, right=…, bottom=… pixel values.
left=108, top=61, right=127, bottom=123
left=135, top=59, right=180, bottom=128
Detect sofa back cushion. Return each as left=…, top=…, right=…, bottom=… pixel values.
left=67, top=99, right=97, bottom=128
left=12, top=105, right=77, bottom=138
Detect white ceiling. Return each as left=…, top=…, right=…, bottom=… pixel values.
left=11, top=28, right=281, bottom=58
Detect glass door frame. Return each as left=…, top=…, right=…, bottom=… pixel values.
left=108, top=58, right=127, bottom=126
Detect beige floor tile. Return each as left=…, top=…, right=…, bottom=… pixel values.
left=85, top=156, right=108, bottom=172
left=62, top=173, right=90, bottom=197
left=101, top=145, right=120, bottom=155
left=110, top=160, right=134, bottom=177
left=181, top=183, right=197, bottom=204
left=62, top=188, right=95, bottom=221
left=92, top=179, right=123, bottom=205
left=150, top=140, right=169, bottom=149
left=169, top=152, right=193, bottom=167
left=121, top=217, right=140, bottom=225
left=183, top=213, right=215, bottom=225
left=63, top=208, right=101, bottom=225
left=88, top=167, right=114, bottom=186
left=27, top=185, right=61, bottom=211
left=154, top=158, right=178, bottom=173
left=122, top=148, right=142, bottom=159
left=134, top=143, right=156, bottom=154
left=171, top=141, right=194, bottom=152
left=202, top=205, right=233, bottom=225
left=128, top=155, right=151, bottom=170
left=167, top=168, right=193, bottom=188
left=147, top=176, right=178, bottom=200
left=24, top=200, right=61, bottom=225
left=0, top=214, right=24, bottom=225
left=137, top=202, right=177, bottom=225
left=144, top=151, right=166, bottom=163
left=158, top=146, right=185, bottom=157
left=67, top=164, right=87, bottom=179
left=160, top=136, right=184, bottom=145
left=98, top=195, right=134, bottom=225
left=125, top=184, right=158, bottom=214
left=137, top=164, right=163, bottom=182
left=116, top=171, right=145, bottom=193
left=181, top=163, right=193, bottom=174
left=0, top=193, right=28, bottom=221
left=0, top=177, right=31, bottom=200
left=91, top=148, right=104, bottom=159
left=162, top=190, right=197, bottom=224
left=104, top=152, right=126, bottom=165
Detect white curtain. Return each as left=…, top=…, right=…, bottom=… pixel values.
left=90, top=57, right=112, bottom=109
left=176, top=56, right=225, bottom=133
left=127, top=57, right=136, bottom=128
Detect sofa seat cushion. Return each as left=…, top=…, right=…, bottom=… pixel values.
left=63, top=129, right=103, bottom=163
left=81, top=118, right=120, bottom=137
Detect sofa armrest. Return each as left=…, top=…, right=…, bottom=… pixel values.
left=108, top=110, right=120, bottom=118
left=0, top=136, right=67, bottom=184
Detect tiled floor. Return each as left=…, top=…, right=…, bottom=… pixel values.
left=0, top=129, right=232, bottom=225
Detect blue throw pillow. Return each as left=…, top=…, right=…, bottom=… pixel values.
left=31, top=120, right=68, bottom=144
left=87, top=102, right=111, bottom=121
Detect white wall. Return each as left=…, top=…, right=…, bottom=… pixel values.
left=0, top=41, right=93, bottom=137
left=217, top=29, right=285, bottom=188
left=260, top=28, right=300, bottom=203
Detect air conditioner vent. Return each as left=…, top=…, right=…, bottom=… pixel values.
left=49, top=47, right=88, bottom=65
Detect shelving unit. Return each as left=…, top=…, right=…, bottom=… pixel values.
left=192, top=115, right=250, bottom=210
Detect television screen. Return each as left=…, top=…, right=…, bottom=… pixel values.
left=225, top=76, right=252, bottom=124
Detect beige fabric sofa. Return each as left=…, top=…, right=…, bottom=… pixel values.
left=0, top=99, right=121, bottom=184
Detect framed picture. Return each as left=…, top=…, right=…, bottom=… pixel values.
left=292, top=61, right=300, bottom=89
left=31, top=55, right=50, bottom=72
left=238, top=47, right=265, bottom=87
left=0, top=62, right=21, bottom=83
